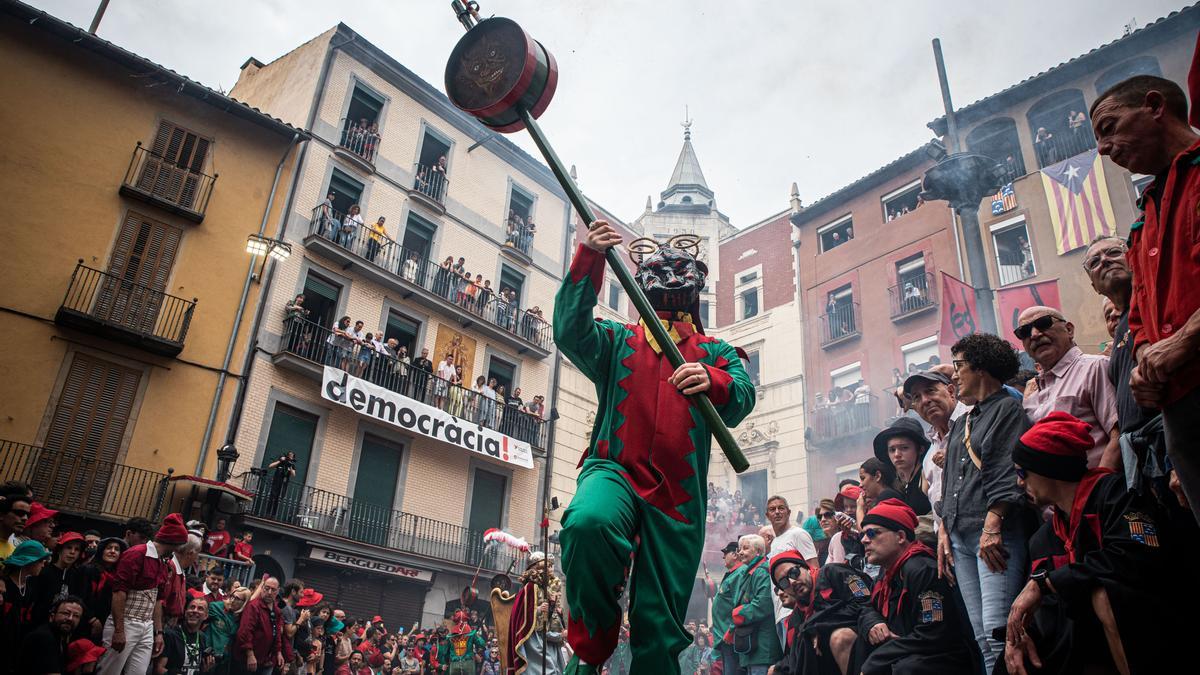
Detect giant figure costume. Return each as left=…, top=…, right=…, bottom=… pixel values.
left=554, top=235, right=756, bottom=674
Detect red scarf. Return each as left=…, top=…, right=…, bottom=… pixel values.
left=1051, top=468, right=1115, bottom=563
left=872, top=542, right=935, bottom=618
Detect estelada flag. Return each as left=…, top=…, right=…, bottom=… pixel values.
left=939, top=271, right=979, bottom=350
left=1039, top=149, right=1117, bottom=255
left=996, top=280, right=1062, bottom=350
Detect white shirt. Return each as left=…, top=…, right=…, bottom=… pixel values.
left=923, top=401, right=968, bottom=525
left=438, top=362, right=456, bottom=381
left=767, top=526, right=817, bottom=623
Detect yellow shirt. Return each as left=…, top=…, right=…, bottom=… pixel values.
left=368, top=221, right=387, bottom=244
left=0, top=535, right=16, bottom=560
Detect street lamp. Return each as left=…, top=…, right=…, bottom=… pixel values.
left=245, top=233, right=291, bottom=281
left=215, top=442, right=240, bottom=482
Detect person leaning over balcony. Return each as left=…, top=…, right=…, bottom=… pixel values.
left=939, top=334, right=1030, bottom=672
left=338, top=205, right=363, bottom=249
left=327, top=316, right=355, bottom=371
left=366, top=216, right=388, bottom=263
left=411, top=348, right=434, bottom=403
left=402, top=252, right=419, bottom=282
left=434, top=354, right=455, bottom=410
left=97, top=514, right=187, bottom=675
left=436, top=257, right=455, bottom=298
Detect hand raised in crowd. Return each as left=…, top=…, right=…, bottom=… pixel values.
left=585, top=220, right=622, bottom=252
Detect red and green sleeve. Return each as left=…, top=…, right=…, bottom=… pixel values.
left=698, top=339, right=757, bottom=429
left=730, top=559, right=772, bottom=628
left=554, top=244, right=618, bottom=384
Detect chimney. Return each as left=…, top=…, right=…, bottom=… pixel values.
left=240, top=57, right=265, bottom=75
left=789, top=182, right=803, bottom=212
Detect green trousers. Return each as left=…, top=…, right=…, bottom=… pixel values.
left=447, top=660, right=476, bottom=675
left=562, top=460, right=705, bottom=674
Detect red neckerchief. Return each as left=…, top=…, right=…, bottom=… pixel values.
left=1051, top=468, right=1115, bottom=562
left=872, top=542, right=935, bottom=618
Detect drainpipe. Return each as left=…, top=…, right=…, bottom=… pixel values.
left=216, top=32, right=356, bottom=466
left=539, top=197, right=574, bottom=535
left=196, top=132, right=300, bottom=474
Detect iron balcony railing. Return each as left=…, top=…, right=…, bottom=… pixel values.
left=281, top=317, right=549, bottom=450
left=810, top=394, right=880, bottom=442
left=1034, top=129, right=1096, bottom=169
left=339, top=118, right=380, bottom=164
left=413, top=164, right=449, bottom=205
left=121, top=143, right=216, bottom=220
left=888, top=271, right=937, bottom=319
left=820, top=301, right=861, bottom=346
left=309, top=206, right=553, bottom=350
left=504, top=216, right=537, bottom=256
left=0, top=440, right=173, bottom=522
left=198, top=553, right=256, bottom=587
left=58, top=261, right=196, bottom=350
left=239, top=469, right=528, bottom=571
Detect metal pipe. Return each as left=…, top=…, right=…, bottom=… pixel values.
left=932, top=39, right=959, bottom=154
left=518, top=108, right=748, bottom=472
left=88, top=0, right=109, bottom=34
left=195, top=132, right=300, bottom=474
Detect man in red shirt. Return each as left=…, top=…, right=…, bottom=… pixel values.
left=236, top=575, right=293, bottom=672
left=1090, top=73, right=1200, bottom=521
left=204, top=517, right=232, bottom=558
left=233, top=531, right=254, bottom=564
left=97, top=513, right=187, bottom=675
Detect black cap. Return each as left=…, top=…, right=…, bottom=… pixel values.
left=720, top=541, right=739, bottom=554
left=873, top=417, right=931, bottom=464
left=902, top=370, right=951, bottom=396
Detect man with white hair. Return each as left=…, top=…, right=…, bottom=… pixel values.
left=162, top=532, right=203, bottom=627
left=729, top=534, right=781, bottom=675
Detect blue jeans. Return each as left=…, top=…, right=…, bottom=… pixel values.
left=950, top=524, right=1028, bottom=673
left=747, top=666, right=769, bottom=675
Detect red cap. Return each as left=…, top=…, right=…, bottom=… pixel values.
left=297, top=588, right=324, bottom=608
left=1013, top=411, right=1093, bottom=481
left=155, top=513, right=189, bottom=544
left=187, top=588, right=206, bottom=600
left=26, top=502, right=58, bottom=528
left=66, top=639, right=106, bottom=672
left=862, top=498, right=918, bottom=538
left=372, top=615, right=383, bottom=623
left=768, top=549, right=808, bottom=579
left=56, top=531, right=85, bottom=548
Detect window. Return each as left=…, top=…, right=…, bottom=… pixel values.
left=818, top=215, right=854, bottom=253
left=823, top=284, right=856, bottom=341
left=340, top=85, right=385, bottom=161
left=260, top=403, right=318, bottom=492
left=698, top=299, right=710, bottom=327
left=97, top=212, right=183, bottom=334
left=350, top=435, right=402, bottom=545
left=401, top=213, right=437, bottom=264
left=499, top=266, right=525, bottom=305
left=1131, top=174, right=1153, bottom=199
left=1095, top=56, right=1162, bottom=95
left=967, top=118, right=1026, bottom=182
left=327, top=169, right=365, bottom=218
left=468, top=468, right=508, bottom=533
left=738, top=469, right=768, bottom=513
left=606, top=280, right=622, bottom=312
left=881, top=181, right=921, bottom=221
left=829, top=362, right=862, bottom=392
left=901, top=335, right=940, bottom=372
left=35, top=353, right=143, bottom=512
left=893, top=254, right=931, bottom=316
left=744, top=349, right=761, bottom=386
left=991, top=217, right=1035, bottom=286
left=1027, top=89, right=1094, bottom=168
left=487, top=355, right=517, bottom=394
left=835, top=462, right=861, bottom=488
left=383, top=311, right=421, bottom=356
left=505, top=184, right=536, bottom=254
left=302, top=272, right=341, bottom=330
left=414, top=129, right=451, bottom=202
left=136, top=120, right=212, bottom=209
left=735, top=266, right=763, bottom=322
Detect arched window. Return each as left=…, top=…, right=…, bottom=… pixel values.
left=966, top=117, right=1026, bottom=183
left=1027, top=89, right=1094, bottom=168
left=1095, top=55, right=1163, bottom=94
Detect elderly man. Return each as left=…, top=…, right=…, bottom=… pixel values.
left=728, top=534, right=781, bottom=675
left=904, top=367, right=968, bottom=522
left=98, top=513, right=188, bottom=675
left=1090, top=75, right=1200, bottom=521
left=237, top=575, right=292, bottom=673
left=706, top=541, right=743, bottom=675
left=162, top=533, right=202, bottom=626
left=763, top=496, right=817, bottom=645
left=1017, top=306, right=1120, bottom=469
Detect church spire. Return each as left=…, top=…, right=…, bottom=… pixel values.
left=660, top=111, right=714, bottom=210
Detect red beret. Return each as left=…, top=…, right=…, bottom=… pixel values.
left=768, top=549, right=807, bottom=579
left=156, top=513, right=189, bottom=544
left=862, top=498, right=918, bottom=538
left=1014, top=411, right=1092, bottom=481
left=833, top=485, right=862, bottom=511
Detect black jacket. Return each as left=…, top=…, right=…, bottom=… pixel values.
left=856, top=552, right=982, bottom=675
left=772, top=563, right=873, bottom=675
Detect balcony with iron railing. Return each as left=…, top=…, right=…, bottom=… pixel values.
left=0, top=439, right=174, bottom=523
left=120, top=143, right=216, bottom=223
left=820, top=302, right=861, bottom=348
left=238, top=469, right=529, bottom=572
left=305, top=206, right=553, bottom=356
left=1034, top=129, right=1096, bottom=169
left=888, top=271, right=938, bottom=320
left=55, top=261, right=196, bottom=357
left=501, top=215, right=537, bottom=263
left=411, top=164, right=449, bottom=212
left=337, top=118, right=380, bottom=170
left=809, top=394, right=880, bottom=443
left=277, top=317, right=549, bottom=451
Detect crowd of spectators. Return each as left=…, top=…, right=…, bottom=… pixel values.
left=340, top=119, right=381, bottom=164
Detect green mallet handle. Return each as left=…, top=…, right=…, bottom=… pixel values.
left=519, top=108, right=750, bottom=473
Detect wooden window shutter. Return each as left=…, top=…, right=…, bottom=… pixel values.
left=98, top=212, right=182, bottom=330
left=143, top=121, right=211, bottom=207
left=36, top=353, right=143, bottom=513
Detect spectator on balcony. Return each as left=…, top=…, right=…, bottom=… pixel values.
left=338, top=205, right=364, bottom=249
left=318, top=193, right=337, bottom=239
left=506, top=387, right=525, bottom=438
left=1016, top=306, right=1119, bottom=469
left=0, top=490, right=31, bottom=559
left=477, top=279, right=493, bottom=312
left=265, top=453, right=298, bottom=519
left=494, top=384, right=509, bottom=431
left=434, top=355, right=456, bottom=409
left=236, top=576, right=293, bottom=674
left=285, top=295, right=310, bottom=325
left=525, top=394, right=545, bottom=420
left=203, top=518, right=232, bottom=560
left=449, top=365, right=467, bottom=418
left=1004, top=155, right=1019, bottom=180
left=98, top=514, right=188, bottom=675
left=1018, top=236, right=1034, bottom=277
left=366, top=217, right=388, bottom=263
left=471, top=376, right=487, bottom=423
left=436, top=257, right=456, bottom=298
left=232, top=532, right=254, bottom=568
left=356, top=332, right=377, bottom=378
left=1068, top=109, right=1087, bottom=135
left=365, top=122, right=380, bottom=160
left=523, top=306, right=545, bottom=342
left=1035, top=127, right=1055, bottom=165
left=412, top=348, right=434, bottom=403
left=505, top=211, right=523, bottom=248
left=402, top=253, right=420, bottom=282
left=329, top=316, right=356, bottom=372
left=468, top=274, right=484, bottom=312
left=458, top=269, right=475, bottom=308
left=522, top=218, right=536, bottom=252
left=481, top=378, right=499, bottom=429
left=903, top=281, right=925, bottom=312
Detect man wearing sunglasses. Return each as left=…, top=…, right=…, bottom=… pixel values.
left=1091, top=74, right=1200, bottom=523
left=1016, top=306, right=1120, bottom=471
left=768, top=550, right=869, bottom=675
left=1005, top=412, right=1182, bottom=674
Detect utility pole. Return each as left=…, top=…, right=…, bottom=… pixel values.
left=88, top=0, right=110, bottom=34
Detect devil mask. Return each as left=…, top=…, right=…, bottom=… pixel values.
left=629, top=235, right=708, bottom=313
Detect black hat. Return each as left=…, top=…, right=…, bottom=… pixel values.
left=720, top=541, right=739, bottom=555
left=873, top=417, right=931, bottom=464
left=902, top=370, right=952, bottom=396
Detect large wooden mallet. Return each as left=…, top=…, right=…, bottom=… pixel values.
left=443, top=4, right=748, bottom=473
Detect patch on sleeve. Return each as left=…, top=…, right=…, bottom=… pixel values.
left=918, top=591, right=944, bottom=624
left=846, top=575, right=870, bottom=598
left=1124, top=512, right=1159, bottom=547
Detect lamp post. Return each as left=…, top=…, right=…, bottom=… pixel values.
left=216, top=442, right=240, bottom=483
left=245, top=233, right=292, bottom=282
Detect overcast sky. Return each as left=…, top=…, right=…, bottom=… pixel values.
left=30, top=0, right=1186, bottom=227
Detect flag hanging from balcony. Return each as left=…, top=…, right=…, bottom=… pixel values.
left=990, top=183, right=1017, bottom=215
left=1039, top=149, right=1117, bottom=256
left=938, top=271, right=979, bottom=350
left=996, top=280, right=1062, bottom=350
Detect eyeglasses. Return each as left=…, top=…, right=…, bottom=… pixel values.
left=818, top=511, right=836, bottom=519
left=773, top=566, right=804, bottom=591
left=952, top=359, right=969, bottom=371
left=1082, top=245, right=1126, bottom=271
left=1015, top=466, right=1027, bottom=481
left=1014, top=315, right=1064, bottom=341
left=861, top=527, right=885, bottom=540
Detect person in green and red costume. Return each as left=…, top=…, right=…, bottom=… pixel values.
left=440, top=609, right=486, bottom=675
left=555, top=221, right=757, bottom=675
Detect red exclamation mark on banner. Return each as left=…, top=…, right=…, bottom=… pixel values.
left=502, top=435, right=509, bottom=462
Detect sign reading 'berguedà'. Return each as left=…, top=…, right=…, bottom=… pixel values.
left=307, top=546, right=434, bottom=582
left=321, top=366, right=534, bottom=469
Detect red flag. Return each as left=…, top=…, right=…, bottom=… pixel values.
left=939, top=272, right=979, bottom=349
left=996, top=280, right=1063, bottom=349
